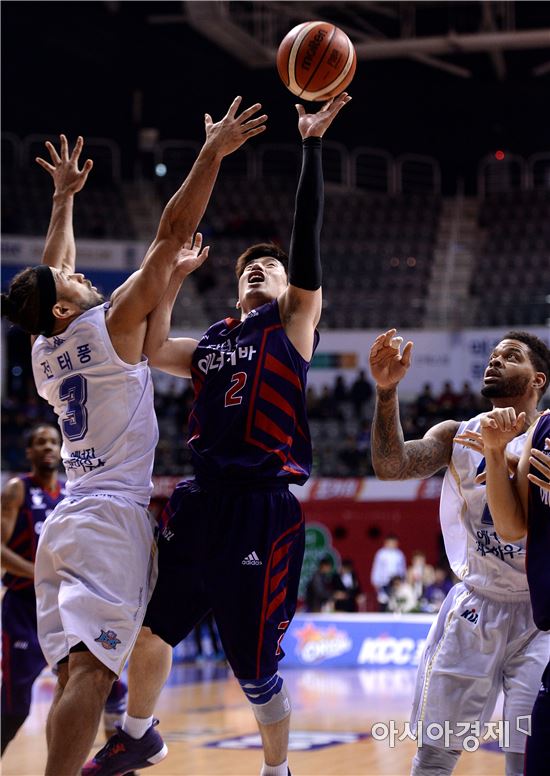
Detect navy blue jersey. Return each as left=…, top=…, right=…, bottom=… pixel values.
left=189, top=300, right=319, bottom=485
left=527, top=413, right=550, bottom=631
left=2, top=475, right=65, bottom=596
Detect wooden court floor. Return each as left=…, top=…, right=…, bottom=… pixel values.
left=2, top=664, right=505, bottom=776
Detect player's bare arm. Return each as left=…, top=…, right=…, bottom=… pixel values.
left=143, top=234, right=207, bottom=378
left=36, top=134, right=93, bottom=273
left=529, top=436, right=550, bottom=490
left=370, top=329, right=457, bottom=479
left=279, top=93, right=351, bottom=360
left=0, top=478, right=34, bottom=579
left=481, top=408, right=531, bottom=541
left=107, top=97, right=267, bottom=362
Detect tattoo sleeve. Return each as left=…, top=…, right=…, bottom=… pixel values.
left=371, top=387, right=453, bottom=480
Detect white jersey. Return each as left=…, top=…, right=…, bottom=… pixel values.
left=32, top=304, right=158, bottom=504
left=440, top=413, right=530, bottom=601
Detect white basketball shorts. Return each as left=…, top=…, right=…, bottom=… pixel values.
left=410, top=582, right=550, bottom=752
left=35, top=493, right=158, bottom=676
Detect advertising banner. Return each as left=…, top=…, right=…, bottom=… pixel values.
left=281, top=613, right=434, bottom=669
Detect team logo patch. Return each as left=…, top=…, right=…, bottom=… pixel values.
left=460, top=607, right=479, bottom=625
left=95, top=629, right=121, bottom=650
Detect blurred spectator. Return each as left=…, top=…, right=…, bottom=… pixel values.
left=332, top=374, right=348, bottom=406
left=421, top=566, right=454, bottom=612
left=456, top=381, right=482, bottom=419
left=406, top=551, right=435, bottom=599
left=438, top=380, right=458, bottom=420
left=350, top=369, right=373, bottom=419
left=387, top=575, right=418, bottom=613
left=306, top=386, right=321, bottom=419
left=332, top=559, right=365, bottom=612
left=370, top=535, right=407, bottom=611
left=306, top=555, right=336, bottom=612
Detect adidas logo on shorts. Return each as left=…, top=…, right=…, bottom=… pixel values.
left=242, top=551, right=262, bottom=566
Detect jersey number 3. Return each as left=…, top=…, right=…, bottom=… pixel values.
left=224, top=372, right=247, bottom=407
left=59, top=374, right=89, bottom=441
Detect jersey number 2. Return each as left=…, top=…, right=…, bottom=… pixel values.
left=224, top=372, right=247, bottom=407
left=59, top=374, right=89, bottom=441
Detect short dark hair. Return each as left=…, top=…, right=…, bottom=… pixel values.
left=25, top=423, right=60, bottom=448
left=1, top=267, right=43, bottom=334
left=502, top=330, right=550, bottom=397
left=235, top=243, right=288, bottom=279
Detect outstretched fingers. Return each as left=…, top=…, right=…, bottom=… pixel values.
left=35, top=156, right=56, bottom=173
left=70, top=135, right=84, bottom=162
left=225, top=95, right=243, bottom=119
left=59, top=134, right=69, bottom=161
left=45, top=140, right=61, bottom=165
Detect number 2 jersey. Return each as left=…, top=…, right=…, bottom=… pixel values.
left=31, top=303, right=158, bottom=504
left=527, top=411, right=550, bottom=631
left=189, top=299, right=319, bottom=485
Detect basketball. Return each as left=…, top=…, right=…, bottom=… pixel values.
left=276, top=21, right=356, bottom=102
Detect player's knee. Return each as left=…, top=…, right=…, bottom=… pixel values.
left=238, top=673, right=291, bottom=725
left=411, top=743, right=461, bottom=775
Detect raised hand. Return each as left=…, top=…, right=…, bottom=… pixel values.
left=36, top=135, right=93, bottom=196
left=173, top=232, right=210, bottom=280
left=204, top=96, right=267, bottom=157
left=528, top=439, right=550, bottom=491
left=296, top=92, right=351, bottom=139
left=480, top=408, right=527, bottom=452
left=369, top=328, right=413, bottom=389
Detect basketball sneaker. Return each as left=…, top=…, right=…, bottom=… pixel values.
left=81, top=719, right=168, bottom=775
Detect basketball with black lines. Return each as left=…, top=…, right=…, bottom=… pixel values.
left=276, top=21, right=356, bottom=102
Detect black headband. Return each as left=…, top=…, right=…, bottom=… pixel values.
left=34, top=265, right=57, bottom=337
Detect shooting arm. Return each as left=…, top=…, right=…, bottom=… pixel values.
left=1, top=479, right=33, bottom=579
left=371, top=385, right=457, bottom=480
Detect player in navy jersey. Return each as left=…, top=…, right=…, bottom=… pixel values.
left=1, top=424, right=65, bottom=753
left=1, top=424, right=133, bottom=761
left=482, top=409, right=550, bottom=775
left=84, top=94, right=351, bottom=776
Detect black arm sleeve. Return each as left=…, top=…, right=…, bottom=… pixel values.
left=288, top=136, right=323, bottom=291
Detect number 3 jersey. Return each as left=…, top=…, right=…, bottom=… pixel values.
left=31, top=303, right=158, bottom=503
left=189, top=299, right=319, bottom=485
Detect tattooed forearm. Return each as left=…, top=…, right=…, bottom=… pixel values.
left=372, top=388, right=454, bottom=479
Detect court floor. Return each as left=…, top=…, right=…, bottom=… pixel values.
left=2, top=663, right=505, bottom=776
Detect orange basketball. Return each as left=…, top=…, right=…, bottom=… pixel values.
left=276, top=21, right=356, bottom=102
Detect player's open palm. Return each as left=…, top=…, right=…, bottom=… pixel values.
left=529, top=439, right=550, bottom=491
left=205, top=96, right=267, bottom=157
left=369, top=328, right=413, bottom=389
left=480, top=408, right=526, bottom=452
left=296, top=92, right=351, bottom=138
left=36, top=134, right=93, bottom=196
left=173, top=232, right=210, bottom=280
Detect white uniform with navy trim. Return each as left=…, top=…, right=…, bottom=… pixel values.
left=411, top=414, right=550, bottom=752
left=32, top=304, right=158, bottom=674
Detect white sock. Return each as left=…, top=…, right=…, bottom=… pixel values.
left=260, top=760, right=288, bottom=776
left=122, top=713, right=153, bottom=739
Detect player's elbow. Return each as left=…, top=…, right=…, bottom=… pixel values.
left=372, top=460, right=403, bottom=480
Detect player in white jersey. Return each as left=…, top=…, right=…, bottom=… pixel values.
left=1, top=99, right=267, bottom=776
left=369, top=328, right=550, bottom=776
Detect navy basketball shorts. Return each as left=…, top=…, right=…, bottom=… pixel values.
left=525, top=660, right=550, bottom=775
left=1, top=589, right=47, bottom=717
left=144, top=480, right=305, bottom=679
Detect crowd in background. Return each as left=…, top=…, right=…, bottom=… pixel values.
left=305, top=536, right=455, bottom=615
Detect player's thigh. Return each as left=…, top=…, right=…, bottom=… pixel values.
left=212, top=488, right=304, bottom=678
left=144, top=482, right=210, bottom=646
